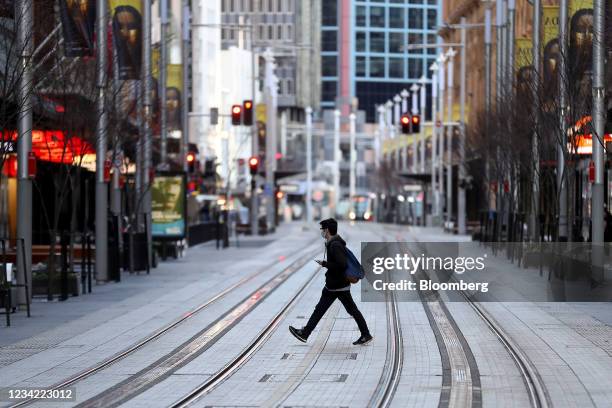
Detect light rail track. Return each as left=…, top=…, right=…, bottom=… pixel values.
left=9, top=239, right=319, bottom=408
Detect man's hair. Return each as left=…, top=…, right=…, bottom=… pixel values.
left=319, top=218, right=338, bottom=235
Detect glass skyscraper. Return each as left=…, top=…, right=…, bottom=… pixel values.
left=321, top=0, right=439, bottom=122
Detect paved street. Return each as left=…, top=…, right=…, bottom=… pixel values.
left=1, top=222, right=611, bottom=407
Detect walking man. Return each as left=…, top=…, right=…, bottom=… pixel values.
left=289, top=218, right=373, bottom=345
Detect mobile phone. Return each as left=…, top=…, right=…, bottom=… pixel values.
left=315, top=259, right=323, bottom=265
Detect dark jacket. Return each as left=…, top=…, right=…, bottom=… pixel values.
left=322, top=235, right=349, bottom=289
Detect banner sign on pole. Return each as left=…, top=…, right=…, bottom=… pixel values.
left=60, top=0, right=96, bottom=57
left=109, top=0, right=142, bottom=80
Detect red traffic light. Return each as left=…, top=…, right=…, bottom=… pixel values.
left=411, top=114, right=420, bottom=133
left=186, top=152, right=196, bottom=163
left=248, top=156, right=259, bottom=175
left=231, top=104, right=242, bottom=125
left=401, top=114, right=411, bottom=134
left=412, top=116, right=419, bottom=124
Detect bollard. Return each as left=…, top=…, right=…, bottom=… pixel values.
left=60, top=232, right=69, bottom=301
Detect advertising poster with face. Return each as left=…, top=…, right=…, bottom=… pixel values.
left=542, top=6, right=560, bottom=112
left=569, top=0, right=593, bottom=78
left=151, top=174, right=186, bottom=238
left=109, top=0, right=142, bottom=80
left=60, top=0, right=96, bottom=57
left=166, top=64, right=183, bottom=132
left=515, top=38, right=534, bottom=102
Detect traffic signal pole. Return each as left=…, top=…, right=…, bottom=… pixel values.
left=458, top=19, right=467, bottom=235
left=558, top=0, right=568, bottom=241
left=160, top=0, right=169, bottom=168
left=446, top=48, right=455, bottom=228
left=531, top=0, right=541, bottom=241
left=264, top=49, right=277, bottom=233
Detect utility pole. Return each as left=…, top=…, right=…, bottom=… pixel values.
left=400, top=89, right=409, bottom=171
left=16, top=0, right=33, bottom=303
left=458, top=19, right=467, bottom=235
left=393, top=94, right=402, bottom=171
left=181, top=0, right=190, bottom=173
left=485, top=7, right=492, bottom=211
left=349, top=113, right=356, bottom=204
left=305, top=107, right=313, bottom=223
left=410, top=83, right=419, bottom=173
left=160, top=0, right=169, bottom=168
left=430, top=62, right=439, bottom=222
left=437, top=53, right=447, bottom=221
left=558, top=0, right=568, bottom=241
left=446, top=48, right=456, bottom=228
left=419, top=75, right=426, bottom=174
left=264, top=49, right=277, bottom=233
left=592, top=0, right=605, bottom=245
left=507, top=0, right=516, bottom=97
left=531, top=0, right=541, bottom=241
left=143, top=0, right=153, bottom=268
left=95, top=0, right=108, bottom=281
left=280, top=111, right=287, bottom=158
left=333, top=109, right=341, bottom=215
left=377, top=105, right=385, bottom=169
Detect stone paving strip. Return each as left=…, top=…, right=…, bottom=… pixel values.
left=69, top=248, right=321, bottom=408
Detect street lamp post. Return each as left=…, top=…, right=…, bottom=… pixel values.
left=531, top=0, right=541, bottom=241
left=305, top=107, right=313, bottom=223
left=410, top=83, right=419, bottom=173
left=160, top=0, right=169, bottom=168
left=95, top=0, right=108, bottom=281
left=592, top=0, right=605, bottom=245
left=558, top=0, right=568, bottom=241
left=393, top=94, right=402, bottom=171
left=419, top=75, right=427, bottom=175
left=458, top=20, right=467, bottom=235
left=349, top=113, right=357, bottom=204
left=16, top=0, right=33, bottom=302
left=437, top=53, right=447, bottom=221
left=446, top=48, right=456, bottom=228
left=333, top=109, right=341, bottom=215
left=430, top=62, right=439, bottom=222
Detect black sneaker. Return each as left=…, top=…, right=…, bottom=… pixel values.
left=289, top=326, right=309, bottom=343
left=353, top=334, right=373, bottom=345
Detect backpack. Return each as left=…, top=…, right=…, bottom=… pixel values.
left=345, top=247, right=365, bottom=284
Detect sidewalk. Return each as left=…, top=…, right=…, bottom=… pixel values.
left=0, top=222, right=317, bottom=361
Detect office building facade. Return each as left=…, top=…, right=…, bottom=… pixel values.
left=321, top=0, right=440, bottom=122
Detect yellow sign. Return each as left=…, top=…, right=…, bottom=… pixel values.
left=569, top=0, right=593, bottom=15
left=516, top=38, right=532, bottom=70
left=256, top=104, right=267, bottom=123
left=543, top=6, right=559, bottom=46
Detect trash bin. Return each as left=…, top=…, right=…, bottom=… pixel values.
left=122, top=232, right=149, bottom=272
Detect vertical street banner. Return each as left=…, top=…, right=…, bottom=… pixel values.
left=568, top=0, right=593, bottom=76
left=151, top=173, right=186, bottom=238
left=166, top=64, right=183, bottom=131
left=59, top=0, right=96, bottom=57
left=515, top=38, right=533, bottom=99
left=542, top=6, right=560, bottom=84
left=109, top=0, right=142, bottom=80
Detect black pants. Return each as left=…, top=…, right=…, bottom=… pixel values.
left=304, top=288, right=370, bottom=337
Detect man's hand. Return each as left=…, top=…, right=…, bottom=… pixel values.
left=315, top=259, right=327, bottom=267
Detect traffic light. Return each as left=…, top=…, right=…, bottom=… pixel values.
left=401, top=114, right=411, bottom=134
left=248, top=156, right=259, bottom=175
left=187, top=152, right=196, bottom=173
left=411, top=114, right=420, bottom=133
left=243, top=100, right=253, bottom=126
left=231, top=105, right=242, bottom=125
left=210, top=107, right=219, bottom=125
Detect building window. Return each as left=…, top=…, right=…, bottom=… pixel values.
left=268, top=25, right=274, bottom=39
left=286, top=0, right=293, bottom=13
left=322, top=56, right=338, bottom=76
left=356, top=56, right=366, bottom=77
left=230, top=0, right=235, bottom=12
left=370, top=6, right=385, bottom=27
left=356, top=31, right=366, bottom=52
left=408, top=9, right=423, bottom=29
left=356, top=6, right=366, bottom=27
left=277, top=24, right=282, bottom=39
left=286, top=79, right=294, bottom=95
left=389, top=32, right=404, bottom=53
left=221, top=28, right=227, bottom=40
left=408, top=58, right=423, bottom=78
left=222, top=0, right=227, bottom=12
left=408, top=32, right=423, bottom=46
left=370, top=31, right=385, bottom=53
left=389, top=58, right=404, bottom=78
left=322, top=30, right=337, bottom=51
left=286, top=24, right=293, bottom=41
left=370, top=57, right=385, bottom=77
left=389, top=8, right=405, bottom=28
left=259, top=24, right=265, bottom=39
left=322, top=81, right=337, bottom=102
left=323, top=1, right=337, bottom=26
left=277, top=0, right=282, bottom=12
left=268, top=0, right=273, bottom=12
left=409, top=0, right=424, bottom=3
left=427, top=9, right=437, bottom=29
